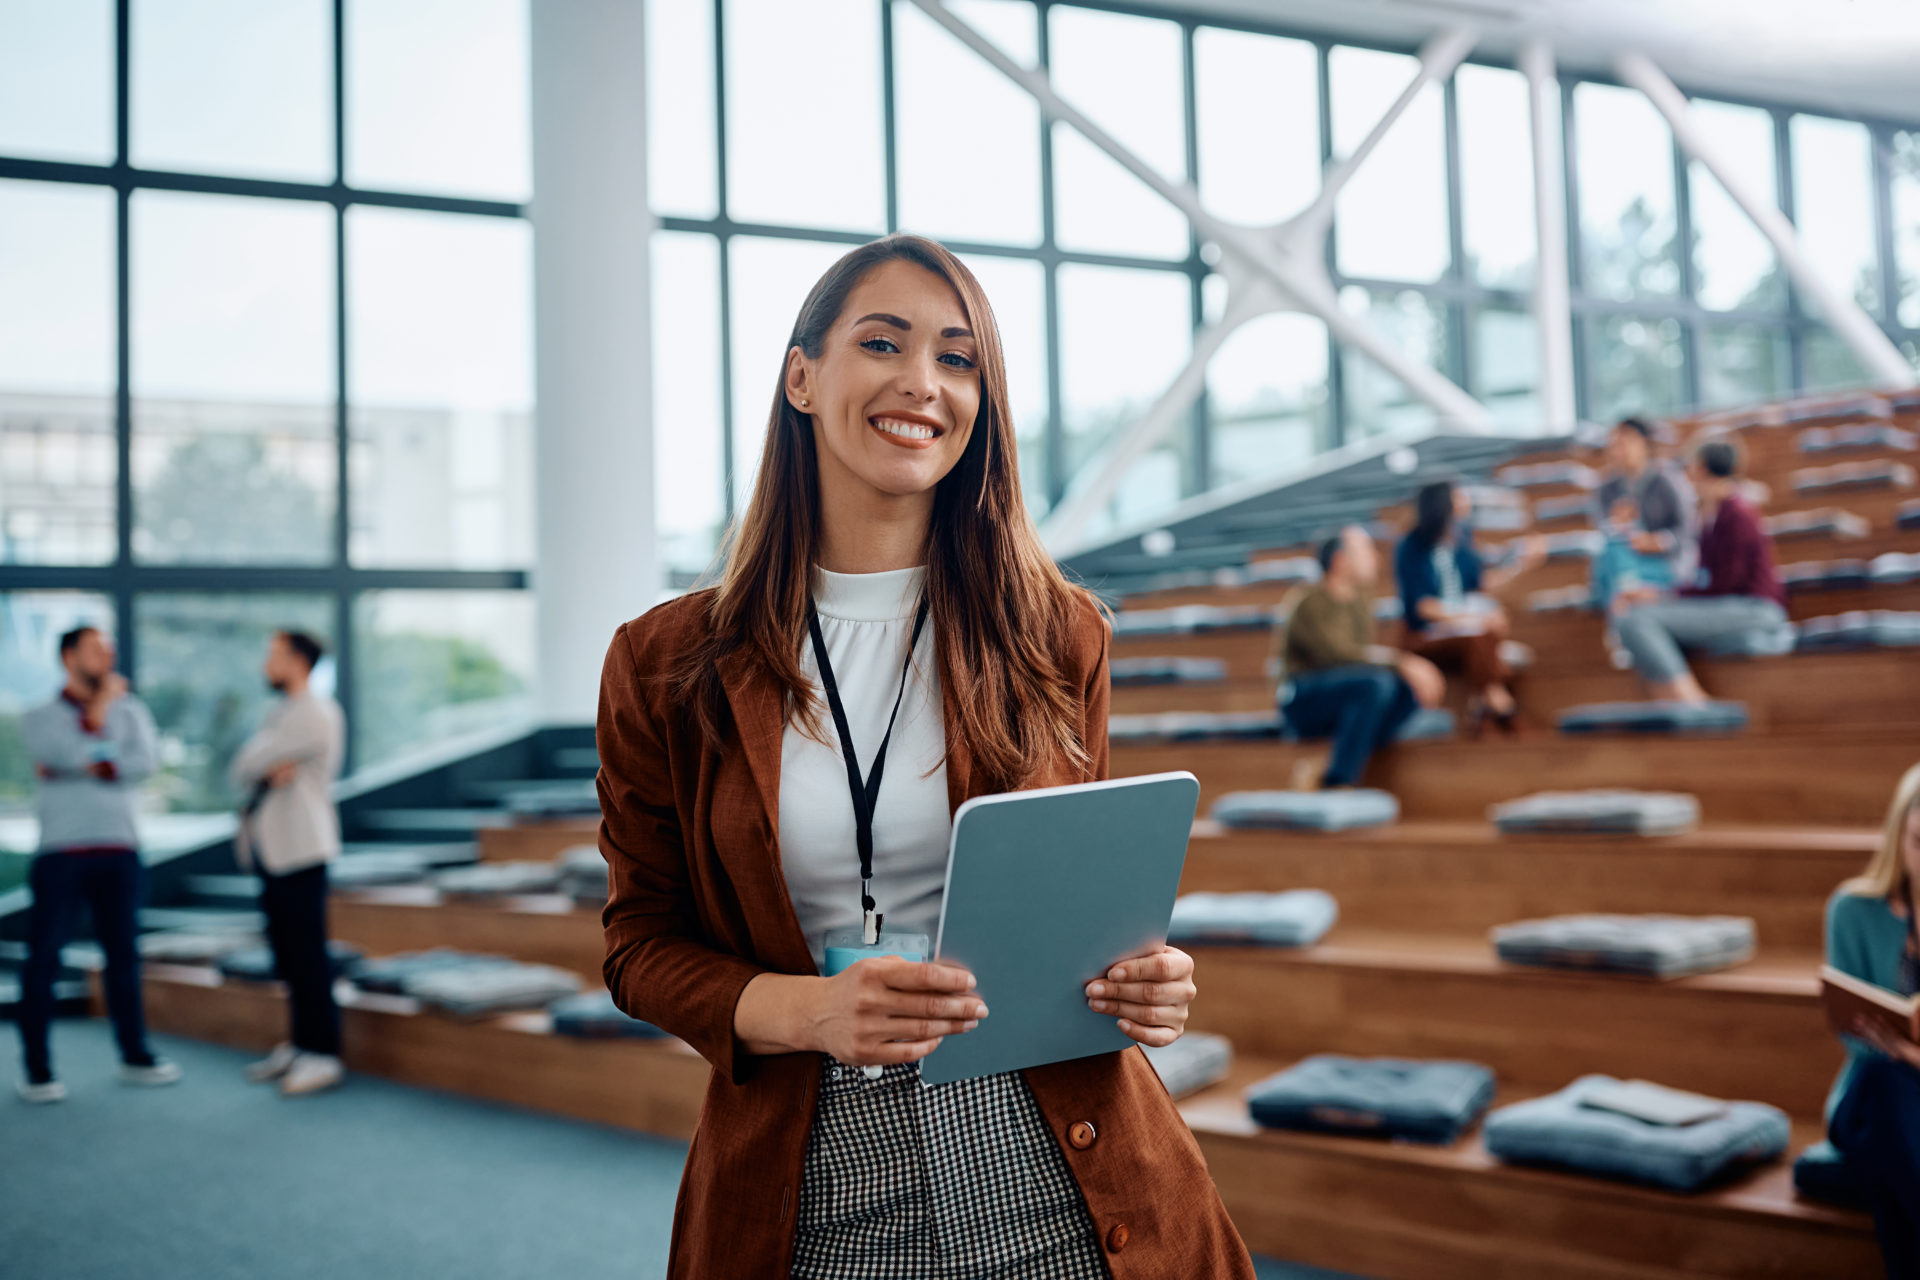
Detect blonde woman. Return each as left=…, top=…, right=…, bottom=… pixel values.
left=1825, top=762, right=1920, bottom=1275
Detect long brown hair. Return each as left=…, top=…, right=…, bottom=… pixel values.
left=1841, top=761, right=1920, bottom=902
left=668, top=234, right=1098, bottom=790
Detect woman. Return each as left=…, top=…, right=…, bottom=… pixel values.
left=1825, top=762, right=1920, bottom=1276
left=1612, top=438, right=1786, bottom=704
left=1394, top=479, right=1538, bottom=734
left=595, top=234, right=1253, bottom=1278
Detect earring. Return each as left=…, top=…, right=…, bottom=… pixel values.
left=799, top=398, right=809, bottom=408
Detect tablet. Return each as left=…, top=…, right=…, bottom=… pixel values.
left=918, top=771, right=1200, bottom=1087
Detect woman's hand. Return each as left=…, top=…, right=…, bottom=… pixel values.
left=1849, top=1016, right=1920, bottom=1070
left=734, top=962, right=985, bottom=1064
left=1085, top=946, right=1196, bottom=1048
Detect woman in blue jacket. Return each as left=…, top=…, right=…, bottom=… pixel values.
left=1826, top=761, right=1920, bottom=1277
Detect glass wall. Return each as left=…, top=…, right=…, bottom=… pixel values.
left=0, top=1, right=534, bottom=813
left=647, top=0, right=1920, bottom=568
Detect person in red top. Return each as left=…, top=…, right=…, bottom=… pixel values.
left=1613, top=437, right=1787, bottom=704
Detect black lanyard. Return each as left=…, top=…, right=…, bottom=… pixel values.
left=1901, top=880, right=1919, bottom=997
left=806, top=596, right=931, bottom=929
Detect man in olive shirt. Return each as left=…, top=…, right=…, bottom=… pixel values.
left=1277, top=526, right=1444, bottom=788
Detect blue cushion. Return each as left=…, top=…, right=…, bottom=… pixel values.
left=1798, top=424, right=1916, bottom=453
left=351, top=948, right=513, bottom=995
left=1491, top=913, right=1755, bottom=978
left=1785, top=396, right=1887, bottom=425
left=434, top=861, right=564, bottom=898
left=1798, top=611, right=1920, bottom=652
left=1168, top=890, right=1338, bottom=948
left=1212, top=789, right=1398, bottom=832
left=1870, top=553, right=1920, bottom=585
left=548, top=991, right=667, bottom=1039
left=1395, top=707, right=1457, bottom=742
left=217, top=941, right=364, bottom=983
left=1247, top=1055, right=1496, bottom=1144
left=1792, top=461, right=1916, bottom=495
left=1900, top=498, right=1920, bottom=531
left=1498, top=461, right=1599, bottom=491
left=1109, top=656, right=1230, bottom=686
left=1534, top=493, right=1594, bottom=523
left=1528, top=586, right=1597, bottom=615
left=1483, top=1075, right=1789, bottom=1192
left=1765, top=508, right=1869, bottom=541
left=1141, top=1032, right=1233, bottom=1100
left=1112, top=604, right=1275, bottom=639
left=1557, top=700, right=1748, bottom=736
left=1793, top=1140, right=1867, bottom=1206
left=1490, top=790, right=1700, bottom=837
left=1108, top=711, right=1285, bottom=745
left=403, top=961, right=582, bottom=1017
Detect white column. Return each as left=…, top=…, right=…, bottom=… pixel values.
left=530, top=0, right=659, bottom=725
left=1522, top=40, right=1578, bottom=431
left=1618, top=52, right=1917, bottom=391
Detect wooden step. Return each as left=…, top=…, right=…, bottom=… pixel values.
left=1111, top=646, right=1920, bottom=730
left=1182, top=932, right=1839, bottom=1118
left=1183, top=1060, right=1876, bottom=1280
left=1111, top=724, right=1915, bottom=825
left=476, top=819, right=599, bottom=863
left=114, top=964, right=1875, bottom=1280
left=115, top=963, right=708, bottom=1139
left=1179, top=823, right=1870, bottom=951
left=330, top=887, right=602, bottom=978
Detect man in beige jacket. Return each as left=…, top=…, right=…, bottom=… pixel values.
left=229, top=630, right=346, bottom=1097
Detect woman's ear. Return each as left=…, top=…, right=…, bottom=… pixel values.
left=784, top=347, right=813, bottom=413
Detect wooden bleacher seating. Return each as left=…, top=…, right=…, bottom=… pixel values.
left=122, top=389, right=1917, bottom=1278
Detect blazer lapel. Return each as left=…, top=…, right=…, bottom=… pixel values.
left=717, top=645, right=785, bottom=832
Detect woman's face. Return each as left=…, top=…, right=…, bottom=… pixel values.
left=786, top=258, right=981, bottom=503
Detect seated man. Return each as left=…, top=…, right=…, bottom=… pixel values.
left=1276, top=526, right=1443, bottom=789
left=1592, top=417, right=1697, bottom=612
left=1614, top=438, right=1787, bottom=705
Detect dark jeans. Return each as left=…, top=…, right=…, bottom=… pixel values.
left=1282, top=665, right=1418, bottom=788
left=1831, top=1056, right=1920, bottom=1278
left=17, top=850, right=154, bottom=1082
left=258, top=862, right=342, bottom=1057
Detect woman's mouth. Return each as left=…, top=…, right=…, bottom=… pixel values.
left=869, top=415, right=943, bottom=449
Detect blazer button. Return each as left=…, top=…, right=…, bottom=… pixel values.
left=1106, top=1223, right=1130, bottom=1254
left=1067, top=1120, right=1097, bottom=1150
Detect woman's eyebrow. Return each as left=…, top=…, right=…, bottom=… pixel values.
left=852, top=312, right=974, bottom=340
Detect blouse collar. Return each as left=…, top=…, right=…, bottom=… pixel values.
left=812, top=564, right=927, bottom=623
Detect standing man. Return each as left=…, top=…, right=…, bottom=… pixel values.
left=1276, top=526, right=1446, bottom=789
left=16, top=626, right=179, bottom=1103
left=229, top=630, right=346, bottom=1097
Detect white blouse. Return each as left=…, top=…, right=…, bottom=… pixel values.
left=778, top=565, right=951, bottom=971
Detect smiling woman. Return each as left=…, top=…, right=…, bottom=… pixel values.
left=593, top=234, right=1254, bottom=1278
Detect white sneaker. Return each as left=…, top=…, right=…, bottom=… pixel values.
left=17, top=1078, right=66, bottom=1104
left=279, top=1053, right=343, bottom=1097
left=246, top=1042, right=298, bottom=1083
left=119, top=1059, right=182, bottom=1087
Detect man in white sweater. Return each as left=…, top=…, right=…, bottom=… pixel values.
left=15, top=626, right=180, bottom=1103
left=228, top=629, right=346, bottom=1097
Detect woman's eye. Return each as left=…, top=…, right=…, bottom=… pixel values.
left=860, top=336, right=899, bottom=354
left=939, top=352, right=976, bottom=369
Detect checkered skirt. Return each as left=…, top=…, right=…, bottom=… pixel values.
left=791, top=1056, right=1110, bottom=1279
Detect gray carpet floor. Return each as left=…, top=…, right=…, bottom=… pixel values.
left=5, top=1020, right=1362, bottom=1280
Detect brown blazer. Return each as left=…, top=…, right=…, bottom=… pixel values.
left=595, top=587, right=1255, bottom=1278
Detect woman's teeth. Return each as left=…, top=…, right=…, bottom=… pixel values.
left=873, top=417, right=937, bottom=441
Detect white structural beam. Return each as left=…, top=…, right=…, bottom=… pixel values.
left=1618, top=52, right=1916, bottom=390
left=1289, top=28, right=1478, bottom=242
left=1521, top=41, right=1578, bottom=431
left=1043, top=284, right=1276, bottom=541
left=906, top=0, right=1495, bottom=546
left=530, top=0, right=659, bottom=723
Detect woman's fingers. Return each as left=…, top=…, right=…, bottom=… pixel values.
left=1085, top=977, right=1195, bottom=1007
left=876, top=958, right=976, bottom=993
left=1115, top=1019, right=1182, bottom=1048
left=1100, top=946, right=1194, bottom=985
left=1087, top=997, right=1185, bottom=1028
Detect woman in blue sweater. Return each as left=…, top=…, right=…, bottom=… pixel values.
left=1826, top=761, right=1920, bottom=1276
